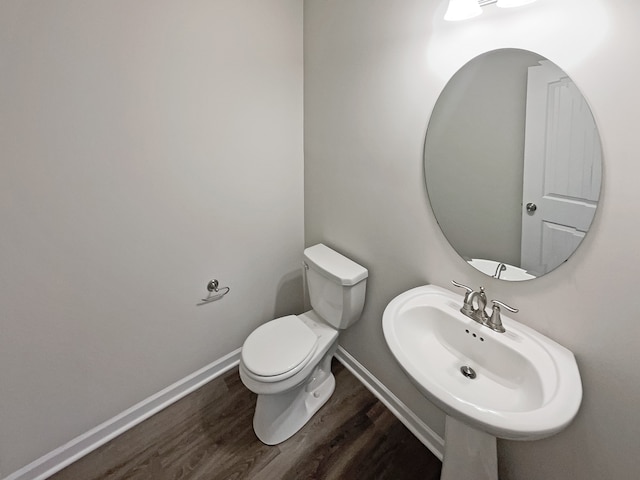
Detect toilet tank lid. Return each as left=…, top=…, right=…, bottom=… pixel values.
left=303, top=244, right=368, bottom=286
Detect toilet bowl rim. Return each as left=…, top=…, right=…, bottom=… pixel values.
left=241, top=314, right=322, bottom=380
left=240, top=341, right=318, bottom=382
left=240, top=311, right=338, bottom=385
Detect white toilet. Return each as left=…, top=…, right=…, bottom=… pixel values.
left=239, top=243, right=368, bottom=445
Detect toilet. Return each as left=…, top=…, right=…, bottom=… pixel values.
left=239, top=243, right=368, bottom=445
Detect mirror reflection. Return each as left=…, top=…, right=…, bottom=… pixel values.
left=424, top=49, right=602, bottom=281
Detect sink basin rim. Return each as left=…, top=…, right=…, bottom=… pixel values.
left=382, top=284, right=582, bottom=440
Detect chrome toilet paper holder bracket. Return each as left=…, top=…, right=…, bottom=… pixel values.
left=198, top=279, right=230, bottom=305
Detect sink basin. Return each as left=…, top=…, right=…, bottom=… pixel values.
left=382, top=285, right=582, bottom=441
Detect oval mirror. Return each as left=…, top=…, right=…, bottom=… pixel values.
left=424, top=49, right=602, bottom=281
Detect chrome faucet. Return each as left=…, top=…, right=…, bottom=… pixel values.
left=467, top=286, right=489, bottom=324
left=493, top=262, right=507, bottom=279
left=451, top=281, right=518, bottom=333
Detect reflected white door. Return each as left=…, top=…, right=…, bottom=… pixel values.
left=520, top=61, right=602, bottom=277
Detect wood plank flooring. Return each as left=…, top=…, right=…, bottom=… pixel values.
left=50, top=360, right=442, bottom=480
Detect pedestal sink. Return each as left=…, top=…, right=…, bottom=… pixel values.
left=382, top=285, right=582, bottom=480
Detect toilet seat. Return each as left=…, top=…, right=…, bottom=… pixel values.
left=241, top=315, right=319, bottom=382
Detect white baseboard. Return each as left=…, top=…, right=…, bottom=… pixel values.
left=335, top=346, right=445, bottom=461
left=6, top=345, right=443, bottom=480
left=4, top=349, right=242, bottom=480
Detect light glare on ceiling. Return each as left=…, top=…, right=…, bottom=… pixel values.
left=497, top=0, right=538, bottom=7
left=444, top=0, right=483, bottom=22
left=445, top=0, right=539, bottom=21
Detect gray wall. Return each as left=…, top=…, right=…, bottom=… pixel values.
left=305, top=0, right=640, bottom=479
left=0, top=0, right=303, bottom=476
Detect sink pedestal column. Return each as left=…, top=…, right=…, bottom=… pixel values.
left=441, top=415, right=498, bottom=480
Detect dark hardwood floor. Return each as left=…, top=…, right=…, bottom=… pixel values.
left=50, top=360, right=442, bottom=479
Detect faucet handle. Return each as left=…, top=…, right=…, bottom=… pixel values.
left=451, top=280, right=473, bottom=300
left=451, top=280, right=473, bottom=293
left=451, top=280, right=475, bottom=315
left=487, top=300, right=518, bottom=333
left=492, top=299, right=518, bottom=313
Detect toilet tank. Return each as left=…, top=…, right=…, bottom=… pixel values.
left=303, top=244, right=368, bottom=329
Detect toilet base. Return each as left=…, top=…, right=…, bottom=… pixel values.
left=252, top=349, right=336, bottom=445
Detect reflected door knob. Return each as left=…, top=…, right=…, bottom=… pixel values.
left=526, top=202, right=537, bottom=213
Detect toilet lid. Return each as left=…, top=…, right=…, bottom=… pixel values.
left=242, top=315, right=318, bottom=377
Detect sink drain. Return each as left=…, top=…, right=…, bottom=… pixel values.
left=460, top=365, right=477, bottom=379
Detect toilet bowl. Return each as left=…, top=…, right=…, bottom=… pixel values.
left=239, top=311, right=339, bottom=444
left=239, top=244, right=368, bottom=445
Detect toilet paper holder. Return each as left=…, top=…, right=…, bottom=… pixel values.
left=199, top=279, right=230, bottom=305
